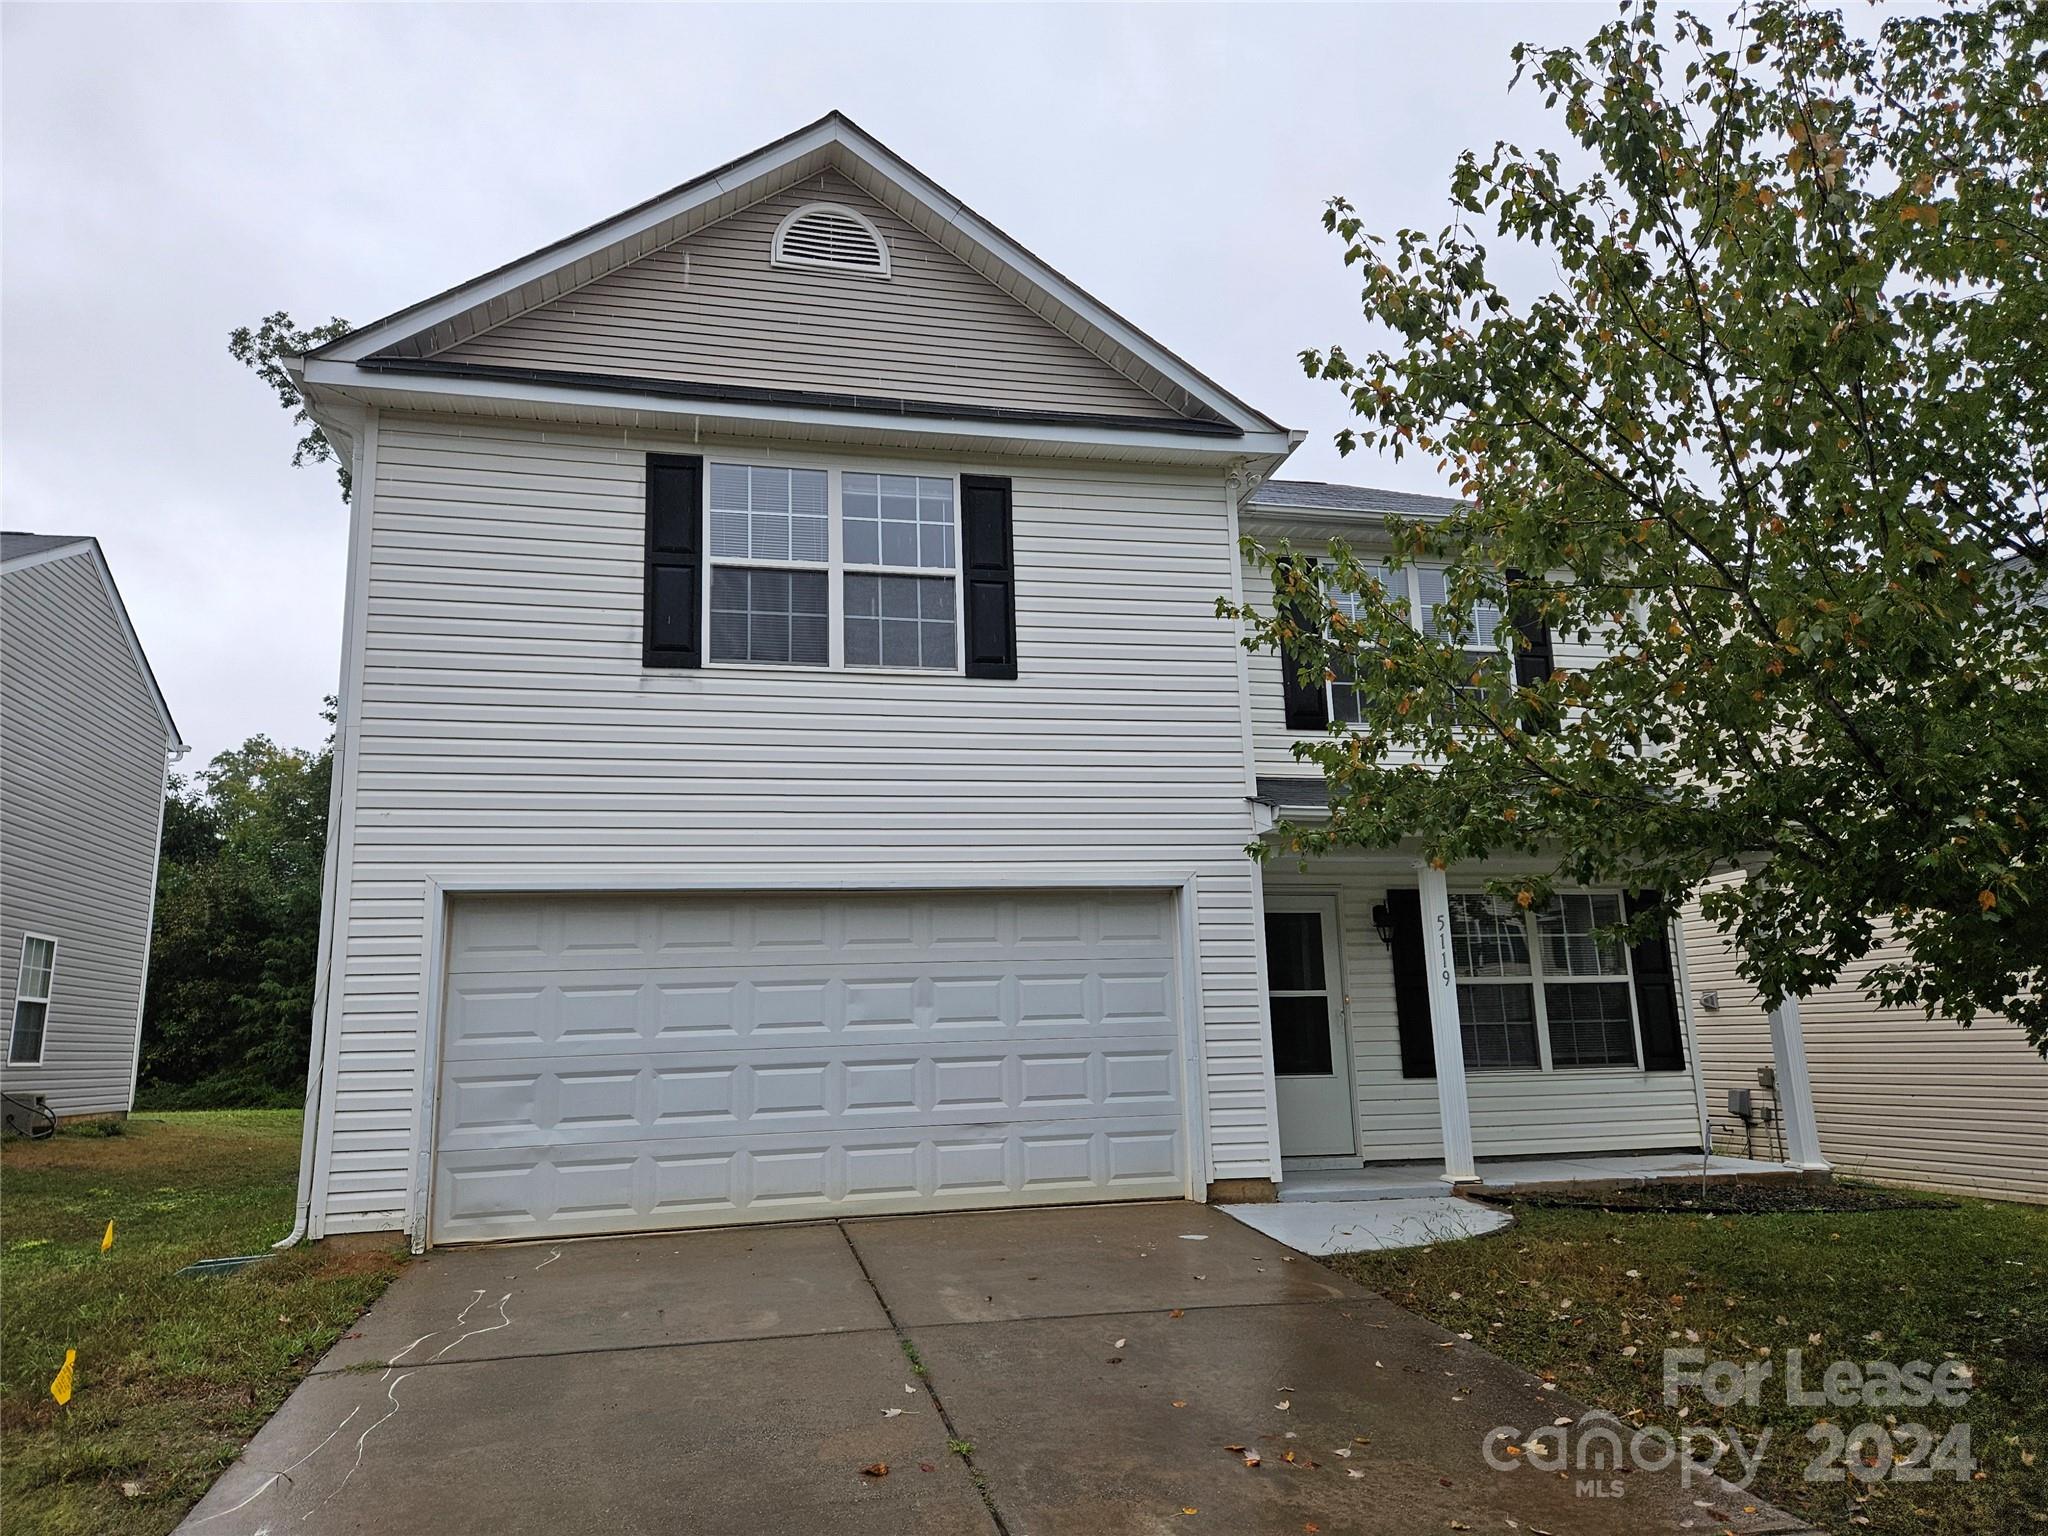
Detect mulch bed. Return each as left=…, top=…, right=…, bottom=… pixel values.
left=1477, top=1179, right=1957, bottom=1216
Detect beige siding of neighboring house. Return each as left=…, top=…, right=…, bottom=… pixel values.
left=307, top=412, right=1273, bottom=1234
left=0, top=552, right=170, bottom=1116
left=1686, top=886, right=2048, bottom=1204
left=431, top=171, right=1180, bottom=421
left=1266, top=855, right=1704, bottom=1161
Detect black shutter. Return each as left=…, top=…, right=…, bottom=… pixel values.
left=961, top=475, right=1017, bottom=679
left=1277, top=558, right=1331, bottom=732
left=1506, top=568, right=1554, bottom=689
left=1626, top=890, right=1686, bottom=1071
left=1387, top=888, right=1437, bottom=1079
left=644, top=453, right=703, bottom=669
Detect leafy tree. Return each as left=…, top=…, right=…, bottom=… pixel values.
left=1227, top=1, right=2048, bottom=1046
left=139, top=716, right=333, bottom=1107
left=228, top=311, right=354, bottom=499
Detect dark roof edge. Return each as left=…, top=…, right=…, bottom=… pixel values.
left=349, top=357, right=1248, bottom=438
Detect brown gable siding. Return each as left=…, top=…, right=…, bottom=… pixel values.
left=432, top=172, right=1180, bottom=419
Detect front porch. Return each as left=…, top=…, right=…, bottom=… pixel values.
left=1247, top=812, right=1831, bottom=1195
left=1276, top=1149, right=1802, bottom=1202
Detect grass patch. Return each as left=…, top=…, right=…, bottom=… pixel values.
left=1327, top=1191, right=2048, bottom=1536
left=1, top=1111, right=405, bottom=1535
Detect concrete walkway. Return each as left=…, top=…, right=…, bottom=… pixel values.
left=177, top=1202, right=1811, bottom=1536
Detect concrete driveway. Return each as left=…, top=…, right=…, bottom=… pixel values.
left=178, top=1202, right=1809, bottom=1535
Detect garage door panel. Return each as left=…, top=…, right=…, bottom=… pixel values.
left=430, top=890, right=1186, bottom=1244
left=442, top=967, right=1178, bottom=1060
left=437, top=1041, right=1183, bottom=1151
left=433, top=1117, right=1186, bottom=1242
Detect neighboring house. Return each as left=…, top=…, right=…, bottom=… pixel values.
left=1686, top=891, right=2048, bottom=1204
left=285, top=113, right=1815, bottom=1249
left=0, top=533, right=185, bottom=1119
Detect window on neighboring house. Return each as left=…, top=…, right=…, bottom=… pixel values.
left=1447, top=891, right=1643, bottom=1072
left=704, top=463, right=961, bottom=672
left=1326, top=562, right=1507, bottom=723
left=8, top=936, right=56, bottom=1066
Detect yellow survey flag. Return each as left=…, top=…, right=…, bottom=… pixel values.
left=101, top=1220, right=115, bottom=1254
left=50, top=1349, right=75, bottom=1406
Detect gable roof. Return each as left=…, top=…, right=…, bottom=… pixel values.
left=302, top=112, right=1292, bottom=456
left=1, top=532, right=186, bottom=754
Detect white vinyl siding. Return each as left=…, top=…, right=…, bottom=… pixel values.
left=1242, top=548, right=1608, bottom=779
left=1264, top=856, right=1703, bottom=1161
left=1687, top=881, right=2048, bottom=1204
left=0, top=553, right=170, bottom=1115
left=432, top=172, right=1179, bottom=421
left=308, top=413, right=1271, bottom=1235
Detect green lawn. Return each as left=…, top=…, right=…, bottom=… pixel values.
left=1, top=1111, right=405, bottom=1536
left=1328, top=1191, right=2048, bottom=1536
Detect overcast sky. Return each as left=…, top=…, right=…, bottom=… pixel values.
left=3, top=2, right=1614, bottom=768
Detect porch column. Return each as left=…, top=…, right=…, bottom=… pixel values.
left=1416, top=861, right=1479, bottom=1183
left=1766, top=995, right=1831, bottom=1172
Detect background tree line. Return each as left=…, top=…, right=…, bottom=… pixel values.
left=136, top=708, right=331, bottom=1108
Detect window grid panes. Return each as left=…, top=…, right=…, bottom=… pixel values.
left=9, top=937, right=54, bottom=1066
left=843, top=473, right=954, bottom=571
left=1449, top=894, right=1539, bottom=1072
left=710, top=568, right=829, bottom=666
left=701, top=464, right=960, bottom=674
left=845, top=574, right=956, bottom=670
left=1328, top=564, right=1397, bottom=725
left=1537, top=894, right=1638, bottom=1067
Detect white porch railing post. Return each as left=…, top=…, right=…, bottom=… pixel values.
left=1416, top=862, right=1479, bottom=1184
left=1766, top=994, right=1831, bottom=1172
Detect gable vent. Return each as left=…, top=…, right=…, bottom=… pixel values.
left=772, top=203, right=891, bottom=277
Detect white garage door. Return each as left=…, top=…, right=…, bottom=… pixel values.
left=429, top=889, right=1187, bottom=1244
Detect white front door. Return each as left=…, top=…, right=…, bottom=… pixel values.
left=1264, top=901, right=1355, bottom=1157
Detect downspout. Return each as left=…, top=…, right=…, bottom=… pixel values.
left=276, top=400, right=367, bottom=1249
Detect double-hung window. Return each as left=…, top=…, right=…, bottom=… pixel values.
left=1327, top=562, right=1507, bottom=723
left=1537, top=893, right=1640, bottom=1067
left=708, top=464, right=832, bottom=666
left=842, top=473, right=957, bottom=669
left=1447, top=891, right=1642, bottom=1072
left=8, top=936, right=56, bottom=1066
left=703, top=462, right=960, bottom=672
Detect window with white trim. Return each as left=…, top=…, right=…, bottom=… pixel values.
left=1448, top=892, right=1641, bottom=1072
left=708, top=464, right=831, bottom=666
left=705, top=463, right=961, bottom=673
left=8, top=935, right=56, bottom=1066
left=1328, top=562, right=1507, bottom=724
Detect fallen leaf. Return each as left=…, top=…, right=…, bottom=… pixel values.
left=1347, top=1468, right=1365, bottom=1479
left=1114, top=1338, right=1127, bottom=1350
left=1182, top=1508, right=1199, bottom=1517
left=120, top=1481, right=144, bottom=1499
left=882, top=1408, right=903, bottom=1418
left=1226, top=1444, right=1246, bottom=1453
left=860, top=1463, right=889, bottom=1478
left=1335, top=1448, right=1352, bottom=1459
left=1170, top=1309, right=1185, bottom=1319
left=1284, top=1449, right=1297, bottom=1463
left=1108, top=1357, right=1124, bottom=1366
left=1353, top=1436, right=1371, bottom=1445
left=919, top=1461, right=936, bottom=1473
left=1243, top=1451, right=1261, bottom=1468
left=905, top=1384, right=916, bottom=1394
left=1275, top=1399, right=1291, bottom=1410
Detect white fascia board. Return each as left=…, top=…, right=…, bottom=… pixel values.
left=0, top=540, right=96, bottom=576
left=300, top=360, right=1297, bottom=463
left=314, top=121, right=842, bottom=364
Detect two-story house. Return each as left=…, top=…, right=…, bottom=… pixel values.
left=283, top=114, right=1822, bottom=1249
left=1, top=532, right=185, bottom=1124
